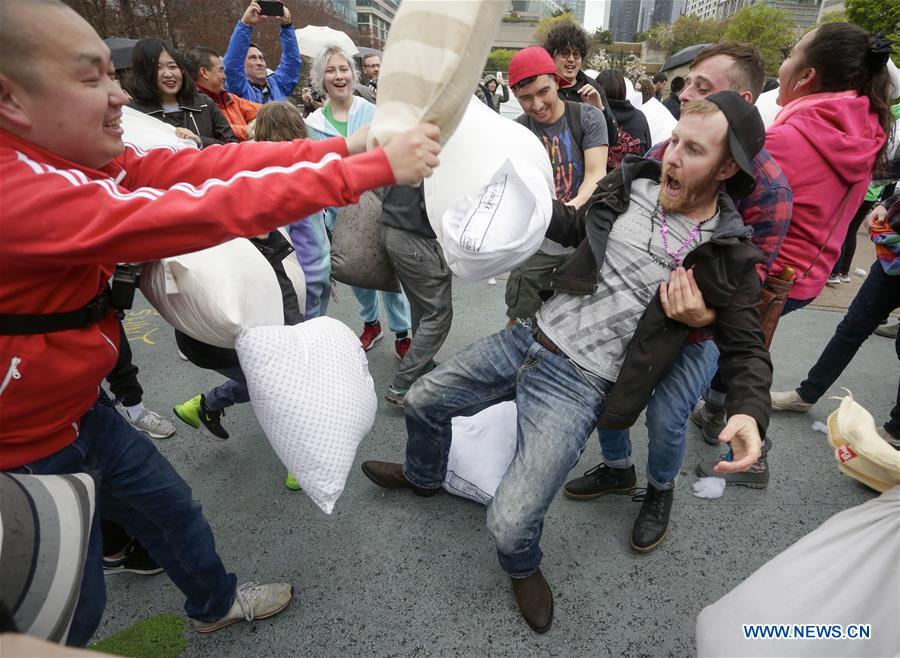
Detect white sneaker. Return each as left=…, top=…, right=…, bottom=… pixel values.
left=192, top=582, right=293, bottom=634
left=127, top=409, right=176, bottom=439
left=839, top=274, right=851, bottom=283
left=770, top=390, right=813, bottom=412
left=826, top=275, right=841, bottom=287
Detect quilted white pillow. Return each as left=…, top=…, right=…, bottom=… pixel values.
left=236, top=318, right=377, bottom=513
left=443, top=401, right=518, bottom=504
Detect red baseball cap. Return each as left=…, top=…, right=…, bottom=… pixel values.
left=508, top=46, right=568, bottom=89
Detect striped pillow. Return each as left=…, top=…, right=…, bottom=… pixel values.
left=0, top=473, right=96, bottom=644
left=369, top=0, right=505, bottom=149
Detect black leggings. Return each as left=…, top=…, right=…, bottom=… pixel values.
left=832, top=200, right=874, bottom=277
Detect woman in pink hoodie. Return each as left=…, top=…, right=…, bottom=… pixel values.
left=767, top=23, right=893, bottom=304
left=693, top=25, right=893, bottom=462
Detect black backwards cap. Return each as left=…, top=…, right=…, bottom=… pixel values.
left=705, top=90, right=766, bottom=198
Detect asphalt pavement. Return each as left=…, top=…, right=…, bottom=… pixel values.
left=98, top=242, right=896, bottom=657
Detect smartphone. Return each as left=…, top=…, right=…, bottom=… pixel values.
left=257, top=0, right=284, bottom=17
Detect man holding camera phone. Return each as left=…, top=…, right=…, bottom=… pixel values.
left=223, top=0, right=301, bottom=104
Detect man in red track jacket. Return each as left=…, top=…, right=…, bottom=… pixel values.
left=0, top=0, right=439, bottom=645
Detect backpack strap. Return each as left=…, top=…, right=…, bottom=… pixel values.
left=563, top=100, right=583, bottom=151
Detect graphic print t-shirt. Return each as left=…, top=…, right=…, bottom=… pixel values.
left=530, top=103, right=608, bottom=202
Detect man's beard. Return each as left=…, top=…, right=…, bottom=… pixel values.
left=658, top=163, right=721, bottom=215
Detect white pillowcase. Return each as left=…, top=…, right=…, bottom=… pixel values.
left=236, top=318, right=377, bottom=514
left=141, top=238, right=284, bottom=348
left=638, top=96, right=678, bottom=148
left=424, top=96, right=554, bottom=245
left=443, top=401, right=518, bottom=504
left=441, top=158, right=552, bottom=280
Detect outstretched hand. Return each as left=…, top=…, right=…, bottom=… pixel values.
left=713, top=414, right=763, bottom=473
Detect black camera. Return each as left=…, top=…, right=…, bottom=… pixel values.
left=110, top=264, right=141, bottom=319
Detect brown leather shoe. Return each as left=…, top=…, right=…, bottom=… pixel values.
left=511, top=568, right=553, bottom=633
left=360, top=460, right=440, bottom=497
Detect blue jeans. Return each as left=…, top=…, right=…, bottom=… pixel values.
left=403, top=321, right=612, bottom=577
left=598, top=340, right=719, bottom=489
left=205, top=366, right=250, bottom=412
left=352, top=286, right=411, bottom=333
left=797, top=263, right=900, bottom=436
left=8, top=400, right=236, bottom=646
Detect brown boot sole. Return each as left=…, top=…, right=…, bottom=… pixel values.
left=630, top=527, right=668, bottom=554
left=563, top=485, right=637, bottom=501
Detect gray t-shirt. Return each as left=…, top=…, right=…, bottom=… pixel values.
left=536, top=178, right=719, bottom=382
left=529, top=103, right=608, bottom=203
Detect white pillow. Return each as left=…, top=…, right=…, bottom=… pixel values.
left=122, top=105, right=197, bottom=151
left=696, top=486, right=900, bottom=658
left=141, top=238, right=284, bottom=348
left=236, top=318, right=377, bottom=514
left=639, top=96, right=678, bottom=148
left=443, top=401, right=517, bottom=504
left=755, top=87, right=781, bottom=129
left=441, top=158, right=552, bottom=280
left=424, top=97, right=553, bottom=245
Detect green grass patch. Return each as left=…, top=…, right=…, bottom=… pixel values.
left=90, top=613, right=187, bottom=658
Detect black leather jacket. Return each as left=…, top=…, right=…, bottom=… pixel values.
left=130, top=95, right=237, bottom=148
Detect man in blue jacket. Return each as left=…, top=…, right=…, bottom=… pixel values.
left=223, top=0, right=301, bottom=104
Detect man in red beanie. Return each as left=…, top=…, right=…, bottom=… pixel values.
left=503, top=46, right=609, bottom=326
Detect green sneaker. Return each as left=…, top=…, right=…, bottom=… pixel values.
left=174, top=394, right=202, bottom=429
left=284, top=473, right=302, bottom=491
left=174, top=394, right=229, bottom=440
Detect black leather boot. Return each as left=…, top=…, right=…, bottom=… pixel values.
left=630, top=484, right=674, bottom=553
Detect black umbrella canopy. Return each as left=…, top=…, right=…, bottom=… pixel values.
left=103, top=37, right=139, bottom=71
left=356, top=46, right=382, bottom=58
left=660, top=43, right=712, bottom=72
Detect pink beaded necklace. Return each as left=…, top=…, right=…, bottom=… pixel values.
left=655, top=204, right=716, bottom=267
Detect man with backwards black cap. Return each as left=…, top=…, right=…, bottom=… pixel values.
left=361, top=91, right=772, bottom=634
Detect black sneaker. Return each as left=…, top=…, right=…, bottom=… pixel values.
left=630, top=485, right=674, bottom=553
left=103, top=539, right=163, bottom=576
left=563, top=463, right=637, bottom=500
left=696, top=438, right=772, bottom=488
left=198, top=395, right=229, bottom=440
